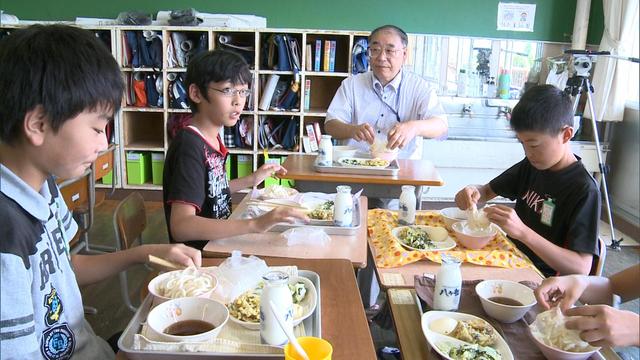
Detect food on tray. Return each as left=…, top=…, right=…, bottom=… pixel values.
left=370, top=136, right=399, bottom=161
left=228, top=281, right=308, bottom=323
left=156, top=268, right=216, bottom=299
left=339, top=157, right=390, bottom=167
left=307, top=200, right=334, bottom=220
left=430, top=317, right=459, bottom=335
left=164, top=319, right=216, bottom=336
left=397, top=226, right=435, bottom=250
left=437, top=342, right=502, bottom=360
left=449, top=319, right=499, bottom=347
left=260, top=185, right=298, bottom=199
left=530, top=307, right=598, bottom=353
left=228, top=292, right=261, bottom=322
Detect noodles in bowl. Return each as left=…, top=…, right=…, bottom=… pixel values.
left=149, top=268, right=218, bottom=302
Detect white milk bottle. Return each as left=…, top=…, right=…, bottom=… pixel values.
left=398, top=185, right=416, bottom=225
left=316, top=134, right=333, bottom=166
left=432, top=254, right=462, bottom=311
left=333, top=185, right=353, bottom=227
left=260, top=271, right=293, bottom=346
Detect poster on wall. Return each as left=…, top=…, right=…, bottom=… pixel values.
left=497, top=3, right=536, bottom=32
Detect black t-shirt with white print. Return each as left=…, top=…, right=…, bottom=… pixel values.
left=489, top=156, right=601, bottom=277
left=163, top=126, right=231, bottom=250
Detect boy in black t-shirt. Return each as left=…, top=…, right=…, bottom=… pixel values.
left=455, top=85, right=600, bottom=277
left=163, top=50, right=308, bottom=249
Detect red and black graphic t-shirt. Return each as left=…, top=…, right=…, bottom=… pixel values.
left=490, top=157, right=600, bottom=277
left=163, top=126, right=231, bottom=250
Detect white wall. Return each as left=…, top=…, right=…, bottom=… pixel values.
left=608, top=103, right=640, bottom=226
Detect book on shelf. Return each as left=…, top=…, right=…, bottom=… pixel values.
left=302, top=136, right=314, bottom=153
left=323, top=40, right=331, bottom=72
left=314, top=39, right=322, bottom=71
left=313, top=122, right=322, bottom=145
left=329, top=40, right=336, bottom=72
left=305, top=124, right=319, bottom=151
left=304, top=79, right=311, bottom=110
left=259, top=74, right=280, bottom=111
left=305, top=44, right=313, bottom=71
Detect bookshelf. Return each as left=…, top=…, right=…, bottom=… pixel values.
left=0, top=23, right=370, bottom=191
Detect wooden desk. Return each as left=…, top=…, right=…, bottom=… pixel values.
left=387, top=288, right=622, bottom=360
left=203, top=196, right=369, bottom=268
left=117, top=257, right=377, bottom=360
left=281, top=154, right=444, bottom=186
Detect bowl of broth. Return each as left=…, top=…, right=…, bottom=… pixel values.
left=147, top=297, right=229, bottom=342
left=475, top=279, right=537, bottom=323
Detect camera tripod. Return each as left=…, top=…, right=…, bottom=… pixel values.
left=563, top=50, right=626, bottom=249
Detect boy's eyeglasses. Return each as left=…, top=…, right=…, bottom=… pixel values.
left=366, top=47, right=406, bottom=58
left=209, top=87, right=252, bottom=98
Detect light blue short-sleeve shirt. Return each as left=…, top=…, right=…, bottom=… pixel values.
left=326, top=70, right=445, bottom=159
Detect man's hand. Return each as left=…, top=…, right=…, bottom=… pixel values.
left=387, top=121, right=418, bottom=150
left=565, top=306, right=640, bottom=347
left=484, top=205, right=528, bottom=239
left=253, top=207, right=309, bottom=232
left=455, top=186, right=481, bottom=210
left=350, top=123, right=375, bottom=144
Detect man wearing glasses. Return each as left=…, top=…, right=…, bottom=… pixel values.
left=325, top=24, right=448, bottom=160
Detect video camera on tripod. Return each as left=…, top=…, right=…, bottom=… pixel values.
left=562, top=49, right=639, bottom=249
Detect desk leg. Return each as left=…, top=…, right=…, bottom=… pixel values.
left=357, top=246, right=381, bottom=308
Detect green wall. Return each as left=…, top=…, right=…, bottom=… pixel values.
left=2, top=0, right=604, bottom=43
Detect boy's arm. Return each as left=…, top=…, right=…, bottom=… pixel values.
left=608, top=264, right=640, bottom=302
left=169, top=202, right=307, bottom=243
left=486, top=205, right=593, bottom=275
left=71, top=244, right=201, bottom=286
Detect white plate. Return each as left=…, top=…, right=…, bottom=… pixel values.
left=391, top=226, right=457, bottom=252
left=337, top=157, right=391, bottom=169
left=228, top=276, right=318, bottom=330
left=256, top=186, right=298, bottom=200
left=300, top=197, right=334, bottom=225
left=421, top=311, right=514, bottom=360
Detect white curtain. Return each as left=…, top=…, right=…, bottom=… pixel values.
left=585, top=0, right=639, bottom=121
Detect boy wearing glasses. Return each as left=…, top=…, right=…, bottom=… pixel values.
left=163, top=50, right=308, bottom=250
left=455, top=85, right=601, bottom=277
left=325, top=24, right=448, bottom=160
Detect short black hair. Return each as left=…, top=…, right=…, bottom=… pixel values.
left=510, top=84, right=574, bottom=134
left=0, top=24, right=124, bottom=144
left=369, top=25, right=408, bottom=48
left=185, top=49, right=252, bottom=113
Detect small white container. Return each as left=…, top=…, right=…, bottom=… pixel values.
left=260, top=271, right=293, bottom=346
left=398, top=185, right=416, bottom=225
left=316, top=134, right=333, bottom=166
left=433, top=254, right=462, bottom=311
left=333, top=185, right=353, bottom=227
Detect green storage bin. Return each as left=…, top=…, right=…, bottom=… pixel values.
left=236, top=155, right=252, bottom=179
left=225, top=156, right=231, bottom=181
left=151, top=152, right=164, bottom=185
left=102, top=170, right=113, bottom=185
left=126, top=151, right=151, bottom=185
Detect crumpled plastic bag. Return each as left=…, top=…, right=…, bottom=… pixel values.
left=282, top=227, right=331, bottom=247
left=214, top=250, right=268, bottom=303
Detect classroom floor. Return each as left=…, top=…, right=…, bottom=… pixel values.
left=81, top=196, right=639, bottom=359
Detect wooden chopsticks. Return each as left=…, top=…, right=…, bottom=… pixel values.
left=246, top=199, right=309, bottom=211
left=147, top=255, right=186, bottom=271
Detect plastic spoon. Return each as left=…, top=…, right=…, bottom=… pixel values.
left=268, top=300, right=310, bottom=360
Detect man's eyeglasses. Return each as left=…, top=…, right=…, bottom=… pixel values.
left=366, top=47, right=406, bottom=58
left=209, top=87, right=252, bottom=98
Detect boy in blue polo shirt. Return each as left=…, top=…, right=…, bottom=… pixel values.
left=0, top=25, right=201, bottom=359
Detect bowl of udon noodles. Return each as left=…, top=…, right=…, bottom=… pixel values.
left=148, top=267, right=218, bottom=303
